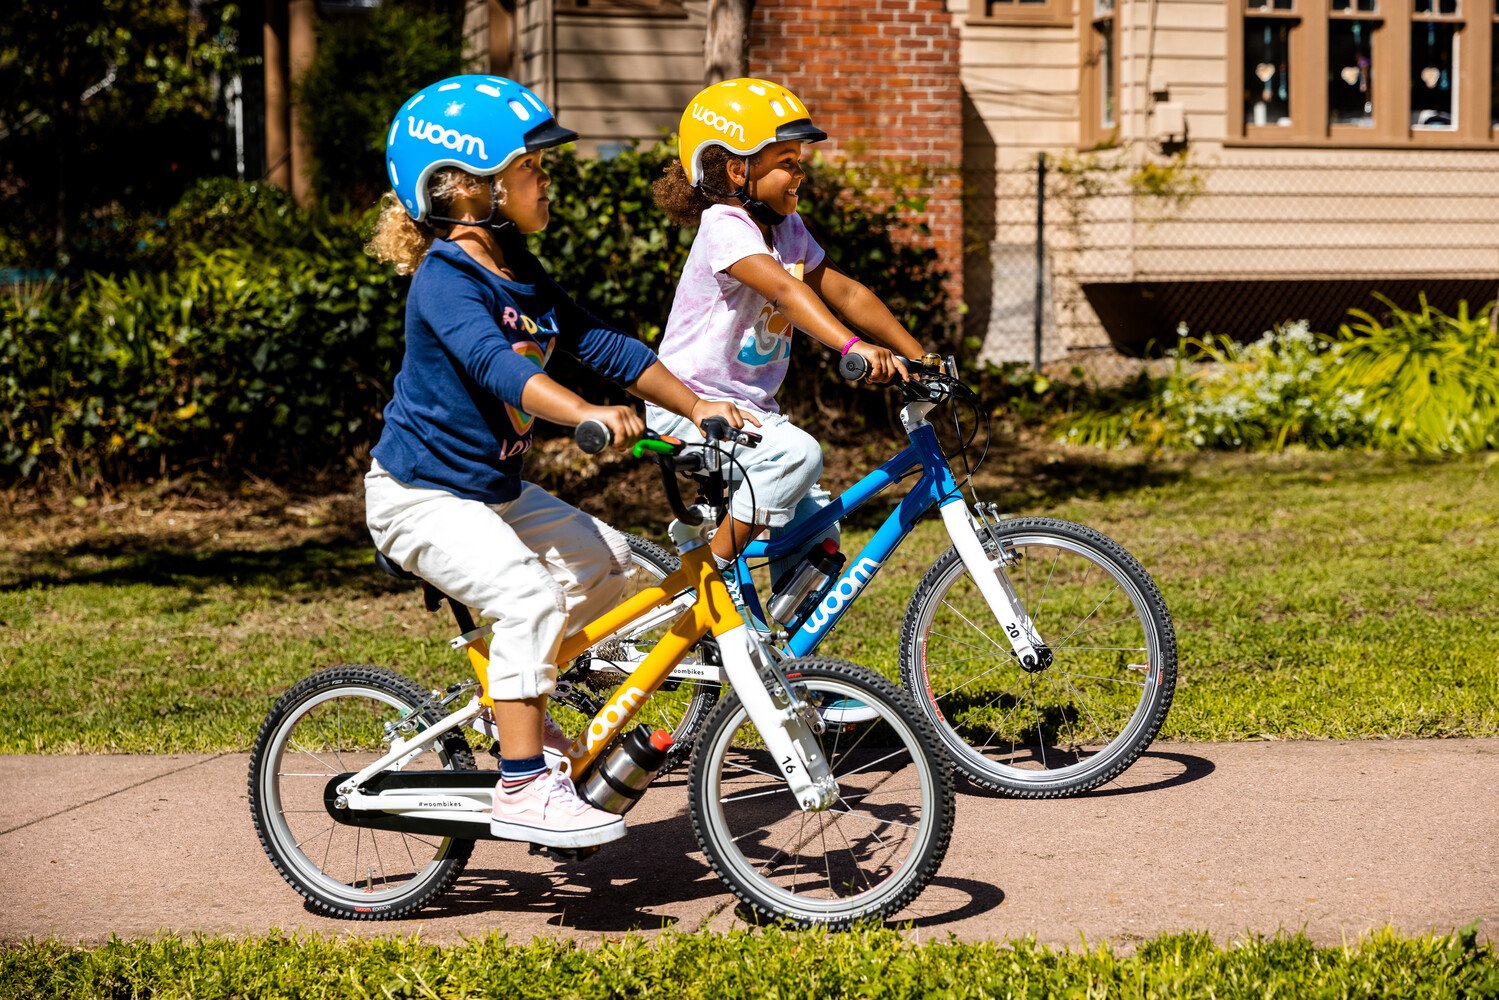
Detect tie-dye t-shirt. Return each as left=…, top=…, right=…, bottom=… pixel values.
left=655, top=204, right=825, bottom=415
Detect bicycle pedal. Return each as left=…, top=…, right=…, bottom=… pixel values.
left=528, top=843, right=601, bottom=864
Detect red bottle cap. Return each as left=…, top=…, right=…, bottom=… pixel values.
left=819, top=538, right=839, bottom=553
left=650, top=729, right=674, bottom=751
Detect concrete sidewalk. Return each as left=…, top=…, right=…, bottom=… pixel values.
left=2, top=740, right=1495, bottom=946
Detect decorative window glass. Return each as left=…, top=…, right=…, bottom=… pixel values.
left=1234, top=0, right=1498, bottom=144
left=1411, top=12, right=1460, bottom=129
left=1246, top=20, right=1294, bottom=125
left=1095, top=0, right=1118, bottom=129
left=1329, top=19, right=1378, bottom=125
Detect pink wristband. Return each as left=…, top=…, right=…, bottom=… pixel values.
left=840, top=336, right=862, bottom=357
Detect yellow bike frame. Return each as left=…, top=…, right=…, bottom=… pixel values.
left=461, top=546, right=744, bottom=777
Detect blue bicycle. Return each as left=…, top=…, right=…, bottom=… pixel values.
left=568, top=355, right=1178, bottom=798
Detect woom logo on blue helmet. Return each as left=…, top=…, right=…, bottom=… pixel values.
left=407, top=116, right=488, bottom=160
left=689, top=103, right=747, bottom=142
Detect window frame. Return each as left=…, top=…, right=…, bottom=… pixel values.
left=1227, top=0, right=1498, bottom=147
left=1080, top=0, right=1122, bottom=147
left=553, top=0, right=687, bottom=18
left=968, top=0, right=1074, bottom=27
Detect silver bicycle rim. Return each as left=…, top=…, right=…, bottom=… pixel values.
left=261, top=685, right=461, bottom=907
left=918, top=532, right=1164, bottom=787
left=700, top=678, right=938, bottom=918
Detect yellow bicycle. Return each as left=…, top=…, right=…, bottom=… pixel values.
left=248, top=421, right=955, bottom=927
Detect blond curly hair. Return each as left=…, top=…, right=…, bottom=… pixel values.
left=364, top=168, right=489, bottom=275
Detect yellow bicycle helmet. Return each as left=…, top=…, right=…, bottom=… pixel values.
left=678, top=78, right=827, bottom=225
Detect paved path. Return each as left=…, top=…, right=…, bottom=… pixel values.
left=2, top=740, right=1495, bottom=947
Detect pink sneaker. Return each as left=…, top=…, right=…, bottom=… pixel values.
left=490, top=768, right=626, bottom=849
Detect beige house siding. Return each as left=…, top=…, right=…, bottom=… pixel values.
left=957, top=0, right=1499, bottom=364
left=515, top=1, right=707, bottom=155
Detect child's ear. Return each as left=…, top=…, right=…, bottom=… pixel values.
left=725, top=156, right=747, bottom=188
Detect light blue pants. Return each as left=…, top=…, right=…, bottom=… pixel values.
left=645, top=405, right=839, bottom=583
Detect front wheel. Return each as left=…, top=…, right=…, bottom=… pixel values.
left=900, top=517, right=1177, bottom=798
left=247, top=665, right=478, bottom=919
left=688, top=657, right=955, bottom=928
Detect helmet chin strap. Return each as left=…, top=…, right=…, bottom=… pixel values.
left=699, top=155, right=787, bottom=227
left=425, top=177, right=515, bottom=234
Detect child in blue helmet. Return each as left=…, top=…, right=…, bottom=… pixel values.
left=365, top=75, right=756, bottom=850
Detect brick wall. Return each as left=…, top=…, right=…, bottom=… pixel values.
left=749, top=0, right=964, bottom=312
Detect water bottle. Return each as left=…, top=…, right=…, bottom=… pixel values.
left=578, top=727, right=673, bottom=815
left=767, top=539, right=845, bottom=625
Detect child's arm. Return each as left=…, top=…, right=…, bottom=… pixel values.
left=805, top=265, right=926, bottom=359
left=628, top=362, right=762, bottom=432
left=520, top=373, right=644, bottom=449
left=725, top=255, right=912, bottom=384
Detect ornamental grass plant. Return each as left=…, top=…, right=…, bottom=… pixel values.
left=1059, top=296, right=1498, bottom=455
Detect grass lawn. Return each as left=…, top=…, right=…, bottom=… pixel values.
left=1, top=449, right=1495, bottom=754
left=3, top=924, right=1495, bottom=999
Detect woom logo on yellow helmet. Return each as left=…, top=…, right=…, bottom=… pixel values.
left=689, top=103, right=747, bottom=143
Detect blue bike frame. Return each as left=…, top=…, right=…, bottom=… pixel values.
left=732, top=421, right=967, bottom=656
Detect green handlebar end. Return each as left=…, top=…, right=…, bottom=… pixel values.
left=632, top=438, right=676, bottom=459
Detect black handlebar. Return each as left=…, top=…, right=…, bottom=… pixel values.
left=575, top=419, right=613, bottom=455
left=839, top=353, right=949, bottom=385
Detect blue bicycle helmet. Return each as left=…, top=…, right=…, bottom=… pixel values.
left=385, top=75, right=578, bottom=225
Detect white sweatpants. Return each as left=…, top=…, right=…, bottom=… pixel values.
left=365, top=460, right=632, bottom=701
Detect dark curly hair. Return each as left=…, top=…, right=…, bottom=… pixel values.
left=653, top=145, right=742, bottom=228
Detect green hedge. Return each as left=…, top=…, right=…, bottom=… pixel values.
left=1, top=237, right=404, bottom=482
left=2, top=147, right=956, bottom=485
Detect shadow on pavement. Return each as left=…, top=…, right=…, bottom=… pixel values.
left=957, top=748, right=1216, bottom=800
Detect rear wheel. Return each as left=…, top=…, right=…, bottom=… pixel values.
left=247, top=665, right=477, bottom=919
left=552, top=533, right=720, bottom=773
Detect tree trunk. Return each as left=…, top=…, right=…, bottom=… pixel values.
left=704, top=0, right=755, bottom=84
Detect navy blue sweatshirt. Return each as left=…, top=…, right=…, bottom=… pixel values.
left=371, top=236, right=657, bottom=503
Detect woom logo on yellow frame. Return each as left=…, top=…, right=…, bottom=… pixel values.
left=567, top=686, right=647, bottom=764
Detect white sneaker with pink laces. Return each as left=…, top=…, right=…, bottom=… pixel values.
left=490, top=768, right=626, bottom=848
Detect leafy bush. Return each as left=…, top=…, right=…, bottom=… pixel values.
left=1059, top=297, right=1497, bottom=455
left=1, top=236, right=404, bottom=483
left=1329, top=294, right=1499, bottom=453
left=3, top=143, right=957, bottom=485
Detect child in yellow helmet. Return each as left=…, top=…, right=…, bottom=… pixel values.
left=650, top=78, right=929, bottom=582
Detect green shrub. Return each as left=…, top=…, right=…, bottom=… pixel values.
left=1059, top=297, right=1497, bottom=454
left=2, top=145, right=957, bottom=485
left=1, top=238, right=403, bottom=482
left=1329, top=293, right=1499, bottom=454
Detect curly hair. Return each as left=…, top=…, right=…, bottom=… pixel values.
left=364, top=168, right=488, bottom=275
left=653, top=146, right=741, bottom=228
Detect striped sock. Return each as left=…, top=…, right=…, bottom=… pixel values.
left=500, top=754, right=547, bottom=794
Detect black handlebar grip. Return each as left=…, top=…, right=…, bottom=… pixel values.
left=700, top=415, right=730, bottom=441
left=838, top=352, right=870, bottom=382
left=575, top=419, right=612, bottom=455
